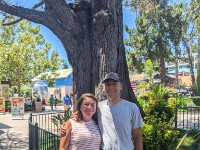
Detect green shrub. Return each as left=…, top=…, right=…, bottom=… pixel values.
left=138, top=98, right=148, bottom=108
left=151, top=83, right=170, bottom=101
left=138, top=91, right=150, bottom=101
left=142, top=114, right=179, bottom=150
left=142, top=99, right=179, bottom=150
left=167, top=97, right=176, bottom=108
left=175, top=95, right=192, bottom=108
left=5, top=101, right=11, bottom=109
left=144, top=100, right=174, bottom=122
left=191, top=97, right=200, bottom=106
left=57, top=98, right=62, bottom=104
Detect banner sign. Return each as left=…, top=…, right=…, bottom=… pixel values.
left=11, top=97, right=24, bottom=119
left=0, top=97, right=5, bottom=113
left=2, top=85, right=9, bottom=100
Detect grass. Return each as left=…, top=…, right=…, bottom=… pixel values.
left=192, top=97, right=200, bottom=106
left=175, top=129, right=200, bottom=150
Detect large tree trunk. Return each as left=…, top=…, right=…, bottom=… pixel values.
left=0, top=0, right=144, bottom=116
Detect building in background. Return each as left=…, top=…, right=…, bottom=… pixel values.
left=130, top=53, right=198, bottom=89
left=32, top=68, right=73, bottom=100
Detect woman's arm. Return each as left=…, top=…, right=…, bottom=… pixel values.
left=59, top=120, right=72, bottom=150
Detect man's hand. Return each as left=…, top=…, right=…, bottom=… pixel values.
left=60, top=122, right=66, bottom=136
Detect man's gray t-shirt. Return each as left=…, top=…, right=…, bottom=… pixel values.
left=97, top=99, right=143, bottom=150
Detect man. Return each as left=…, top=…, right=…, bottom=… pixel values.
left=98, top=72, right=143, bottom=150
left=49, top=94, right=54, bottom=111
left=63, top=93, right=71, bottom=110
left=60, top=72, right=143, bottom=150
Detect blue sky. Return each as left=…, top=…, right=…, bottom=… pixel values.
left=8, top=0, right=190, bottom=67
left=19, top=0, right=135, bottom=67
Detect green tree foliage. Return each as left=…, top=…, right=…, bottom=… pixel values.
left=144, top=59, right=154, bottom=87
left=188, top=0, right=200, bottom=93
left=125, top=1, right=191, bottom=84
left=0, top=20, right=64, bottom=96
left=61, top=60, right=69, bottom=69
left=197, top=68, right=200, bottom=94
left=179, top=1, right=200, bottom=89
left=125, top=2, right=178, bottom=82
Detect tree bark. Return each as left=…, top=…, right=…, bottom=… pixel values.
left=175, top=45, right=179, bottom=88
left=0, top=0, right=144, bottom=116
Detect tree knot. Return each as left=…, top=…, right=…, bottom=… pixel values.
left=92, top=10, right=111, bottom=32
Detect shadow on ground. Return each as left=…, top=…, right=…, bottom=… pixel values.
left=0, top=130, right=28, bottom=150
left=0, top=123, right=12, bottom=129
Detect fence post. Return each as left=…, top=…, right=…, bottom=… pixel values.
left=174, top=94, right=178, bottom=129
left=30, top=113, right=32, bottom=123
left=29, top=121, right=31, bottom=150
left=35, top=123, right=39, bottom=150
left=29, top=113, right=33, bottom=150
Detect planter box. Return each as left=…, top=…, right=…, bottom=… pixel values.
left=35, top=102, right=42, bottom=112
left=25, top=107, right=32, bottom=111
left=5, top=108, right=11, bottom=112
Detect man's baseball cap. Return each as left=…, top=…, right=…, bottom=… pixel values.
left=102, top=72, right=120, bottom=83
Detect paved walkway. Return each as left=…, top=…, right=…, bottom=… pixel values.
left=0, top=106, right=65, bottom=150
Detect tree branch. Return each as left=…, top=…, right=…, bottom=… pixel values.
left=3, top=18, right=22, bottom=26
left=0, top=1, right=83, bottom=63
left=0, top=1, right=82, bottom=38
left=0, top=1, right=67, bottom=37
left=46, top=0, right=81, bottom=32
left=32, top=0, right=45, bottom=10
left=2, top=0, right=45, bottom=26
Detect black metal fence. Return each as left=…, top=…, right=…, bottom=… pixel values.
left=29, top=112, right=65, bottom=150
left=175, top=106, right=200, bottom=130
left=28, top=106, right=200, bottom=149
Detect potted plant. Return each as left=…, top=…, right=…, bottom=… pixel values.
left=5, top=101, right=11, bottom=112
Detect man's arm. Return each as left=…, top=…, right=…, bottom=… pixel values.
left=132, top=128, right=143, bottom=150
left=59, top=120, right=71, bottom=150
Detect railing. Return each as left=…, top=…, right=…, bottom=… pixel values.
left=29, top=112, right=65, bottom=150
left=176, top=106, right=200, bottom=130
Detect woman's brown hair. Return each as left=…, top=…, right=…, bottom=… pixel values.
left=70, top=93, right=98, bottom=124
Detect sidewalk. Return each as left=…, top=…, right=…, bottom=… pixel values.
left=0, top=105, right=65, bottom=150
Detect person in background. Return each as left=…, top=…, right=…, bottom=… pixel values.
left=42, top=97, right=46, bottom=111
left=36, top=95, right=41, bottom=102
left=62, top=93, right=71, bottom=111
left=54, top=96, right=58, bottom=109
left=59, top=93, right=101, bottom=150
left=25, top=97, right=31, bottom=107
left=49, top=95, right=54, bottom=111
left=31, top=99, right=35, bottom=111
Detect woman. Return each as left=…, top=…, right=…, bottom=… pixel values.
left=59, top=93, right=101, bottom=150
left=41, top=97, right=46, bottom=111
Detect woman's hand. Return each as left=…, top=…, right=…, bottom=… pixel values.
left=60, top=122, right=66, bottom=136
